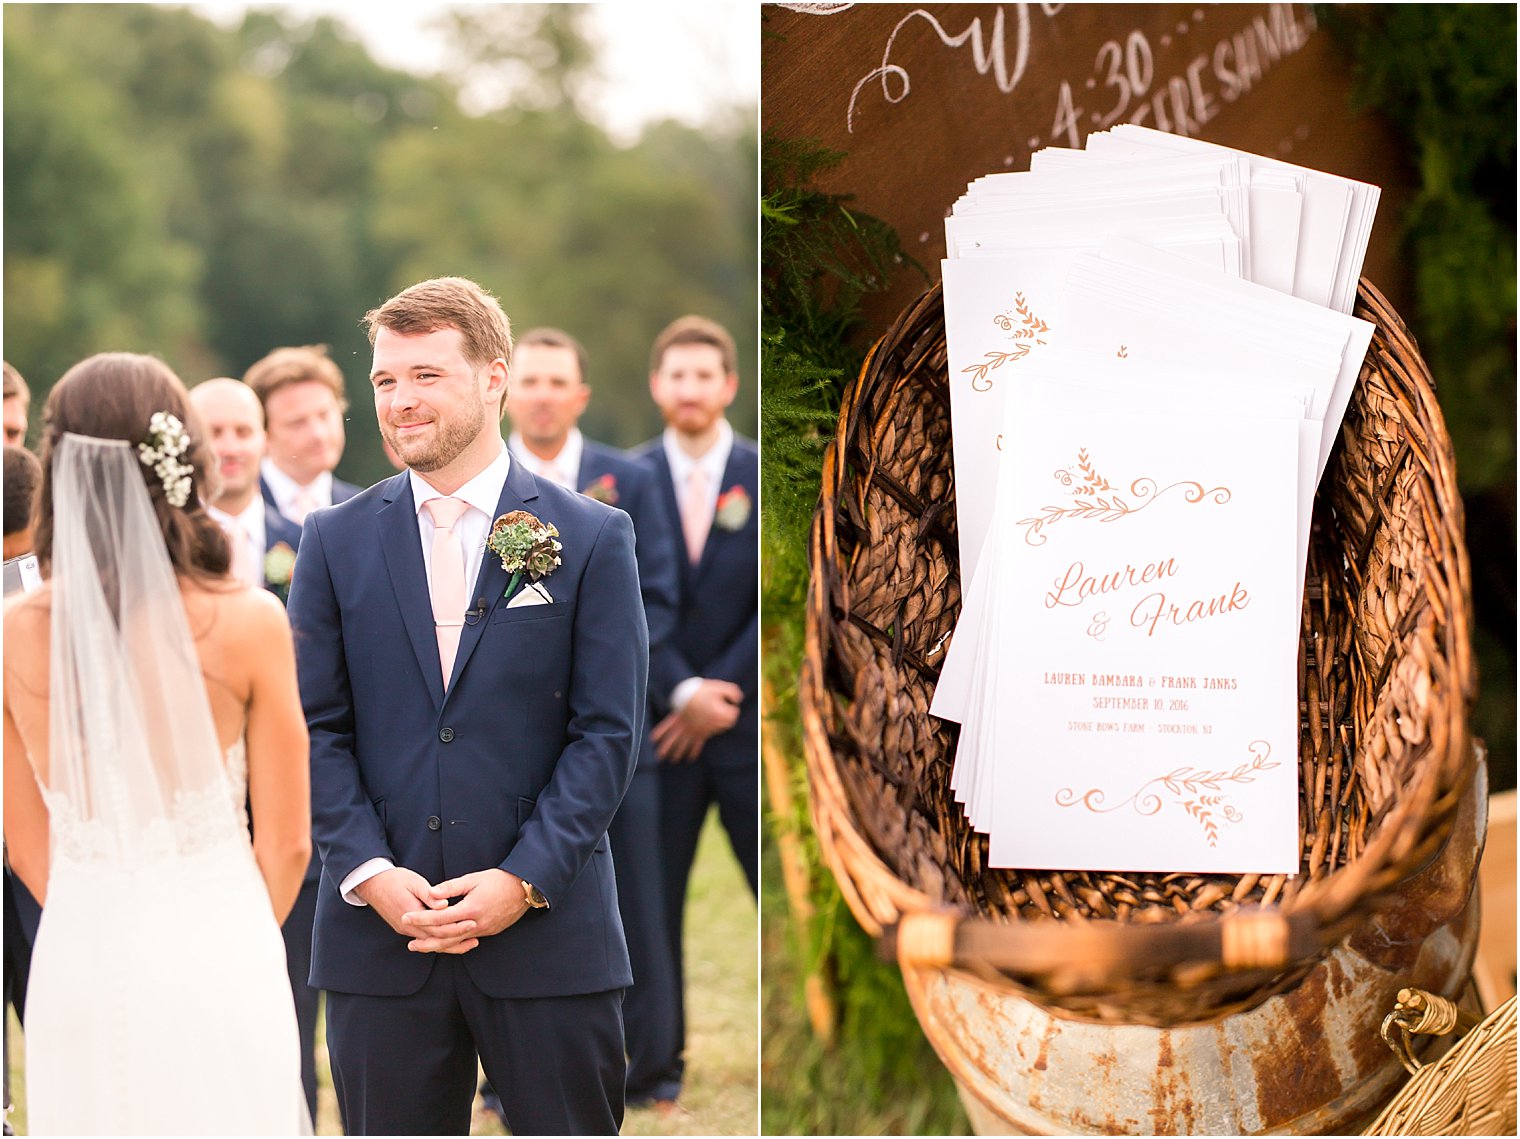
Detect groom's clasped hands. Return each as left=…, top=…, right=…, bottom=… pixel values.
left=354, top=866, right=532, bottom=954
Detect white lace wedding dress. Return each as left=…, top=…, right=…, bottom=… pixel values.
left=25, top=742, right=309, bottom=1135
left=21, top=432, right=308, bottom=1135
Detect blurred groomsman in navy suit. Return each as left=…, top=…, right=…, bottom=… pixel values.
left=505, top=327, right=685, bottom=1112
left=187, top=377, right=318, bottom=1118
left=244, top=344, right=361, bottom=526
left=635, top=315, right=758, bottom=1103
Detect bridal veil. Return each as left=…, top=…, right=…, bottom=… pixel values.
left=24, top=432, right=310, bottom=1135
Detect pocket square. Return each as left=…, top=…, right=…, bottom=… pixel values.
left=506, top=581, right=553, bottom=608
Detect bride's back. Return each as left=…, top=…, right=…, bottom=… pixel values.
left=3, top=352, right=309, bottom=923
left=4, top=579, right=289, bottom=783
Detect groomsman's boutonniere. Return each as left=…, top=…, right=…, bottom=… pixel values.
left=263, top=542, right=297, bottom=602
left=714, top=485, right=751, bottom=532
left=580, top=473, right=618, bottom=506
left=488, top=510, right=562, bottom=600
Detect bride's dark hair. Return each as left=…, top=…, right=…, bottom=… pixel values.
left=34, top=352, right=232, bottom=580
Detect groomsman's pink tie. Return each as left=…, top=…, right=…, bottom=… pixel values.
left=231, top=520, right=258, bottom=589
left=424, top=497, right=470, bottom=686
left=288, top=487, right=319, bottom=524
left=681, top=466, right=711, bottom=565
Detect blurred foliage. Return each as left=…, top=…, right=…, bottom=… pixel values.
left=1322, top=3, right=1516, bottom=790
left=1323, top=3, right=1516, bottom=493
left=3, top=3, right=757, bottom=484
left=760, top=136, right=918, bottom=623
left=759, top=134, right=961, bottom=1134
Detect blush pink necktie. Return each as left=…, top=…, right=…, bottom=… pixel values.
left=231, top=521, right=258, bottom=588
left=682, top=466, right=711, bottom=565
left=288, top=488, right=319, bottom=525
left=423, top=497, right=471, bottom=686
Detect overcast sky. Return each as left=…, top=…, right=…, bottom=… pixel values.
left=188, top=2, right=759, bottom=141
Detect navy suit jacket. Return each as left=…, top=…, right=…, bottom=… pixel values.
left=261, top=472, right=362, bottom=523
left=573, top=440, right=680, bottom=772
left=287, top=457, right=646, bottom=998
left=263, top=505, right=302, bottom=601
left=635, top=433, right=758, bottom=768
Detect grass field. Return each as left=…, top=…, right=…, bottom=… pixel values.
left=6, top=811, right=758, bottom=1135
left=758, top=834, right=969, bottom=1136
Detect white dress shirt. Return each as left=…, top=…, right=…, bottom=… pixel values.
left=508, top=427, right=583, bottom=493
left=261, top=458, right=334, bottom=521
left=661, top=419, right=734, bottom=712
left=340, top=441, right=513, bottom=906
left=207, top=498, right=267, bottom=590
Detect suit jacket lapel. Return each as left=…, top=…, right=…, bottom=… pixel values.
left=576, top=449, right=594, bottom=489
left=444, top=458, right=541, bottom=698
left=377, top=474, right=447, bottom=708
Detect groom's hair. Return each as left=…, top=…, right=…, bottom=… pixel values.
left=363, top=277, right=513, bottom=376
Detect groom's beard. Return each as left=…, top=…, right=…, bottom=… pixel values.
left=383, top=395, right=487, bottom=473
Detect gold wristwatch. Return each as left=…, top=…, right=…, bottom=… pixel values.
left=522, top=879, right=549, bottom=909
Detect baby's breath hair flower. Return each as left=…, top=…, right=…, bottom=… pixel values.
left=137, top=411, right=195, bottom=508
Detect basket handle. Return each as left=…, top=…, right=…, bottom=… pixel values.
left=1380, top=987, right=1481, bottom=1074
left=886, top=908, right=1326, bottom=986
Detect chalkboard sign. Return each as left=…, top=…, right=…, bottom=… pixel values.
left=763, top=3, right=1414, bottom=332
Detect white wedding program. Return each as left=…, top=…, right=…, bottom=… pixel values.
left=931, top=127, right=1378, bottom=874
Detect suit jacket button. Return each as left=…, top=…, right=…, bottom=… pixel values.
left=439, top=727, right=455, bottom=743
left=427, top=815, right=441, bottom=831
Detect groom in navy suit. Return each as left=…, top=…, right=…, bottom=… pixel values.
left=505, top=327, right=685, bottom=1110
left=288, top=277, right=646, bottom=1135
left=636, top=315, right=758, bottom=1102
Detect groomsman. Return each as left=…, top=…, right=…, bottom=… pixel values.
left=506, top=328, right=684, bottom=1110
left=186, top=377, right=318, bottom=1117
left=3, top=443, right=41, bottom=1137
left=3, top=362, right=28, bottom=447
left=243, top=344, right=361, bottom=525
left=636, top=315, right=758, bottom=1100
left=188, top=380, right=303, bottom=591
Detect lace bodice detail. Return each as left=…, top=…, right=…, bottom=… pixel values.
left=44, top=739, right=252, bottom=867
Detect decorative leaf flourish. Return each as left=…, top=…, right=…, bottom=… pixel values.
left=1015, top=447, right=1230, bottom=546
left=1055, top=742, right=1278, bottom=847
left=964, top=291, right=1049, bottom=391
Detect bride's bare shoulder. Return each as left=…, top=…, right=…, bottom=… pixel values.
left=3, top=584, right=51, bottom=640
left=192, top=581, right=291, bottom=648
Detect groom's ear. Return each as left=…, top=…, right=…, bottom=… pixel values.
left=487, top=358, right=510, bottom=419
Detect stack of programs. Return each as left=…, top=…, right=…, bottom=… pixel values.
left=931, top=126, right=1378, bottom=875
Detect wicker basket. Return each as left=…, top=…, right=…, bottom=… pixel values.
left=1365, top=991, right=1517, bottom=1135
left=800, top=279, right=1478, bottom=1026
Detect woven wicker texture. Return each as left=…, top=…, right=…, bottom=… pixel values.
left=1365, top=995, right=1517, bottom=1135
left=801, top=280, right=1477, bottom=1024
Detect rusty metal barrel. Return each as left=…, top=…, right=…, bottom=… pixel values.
left=896, top=758, right=1485, bottom=1134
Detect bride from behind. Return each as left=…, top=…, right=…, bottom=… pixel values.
left=3, top=353, right=311, bottom=1134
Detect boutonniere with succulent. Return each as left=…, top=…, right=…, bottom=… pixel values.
left=263, top=542, right=297, bottom=602
left=714, top=485, right=751, bottom=532
left=487, top=510, right=562, bottom=600
left=580, top=473, right=618, bottom=506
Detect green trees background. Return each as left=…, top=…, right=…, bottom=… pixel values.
left=4, top=4, right=757, bottom=486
